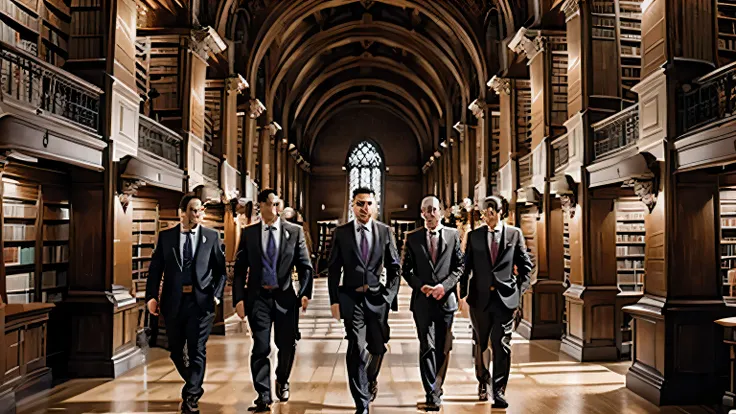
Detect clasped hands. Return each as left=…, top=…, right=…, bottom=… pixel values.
left=421, top=284, right=446, bottom=300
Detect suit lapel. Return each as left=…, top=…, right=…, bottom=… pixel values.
left=369, top=221, right=382, bottom=267
left=192, top=225, right=205, bottom=264
left=491, top=223, right=508, bottom=268
left=418, top=228, right=434, bottom=270
left=349, top=221, right=367, bottom=266
left=435, top=228, right=450, bottom=267
left=277, top=223, right=290, bottom=273
left=172, top=224, right=183, bottom=271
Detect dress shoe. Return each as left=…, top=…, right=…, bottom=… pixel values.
left=276, top=381, right=290, bottom=401
left=247, top=399, right=271, bottom=413
left=422, top=397, right=441, bottom=412
left=180, top=395, right=199, bottom=413
left=369, top=380, right=378, bottom=402
left=478, top=382, right=489, bottom=401
left=492, top=391, right=509, bottom=409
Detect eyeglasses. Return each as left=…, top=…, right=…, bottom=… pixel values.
left=356, top=201, right=373, bottom=207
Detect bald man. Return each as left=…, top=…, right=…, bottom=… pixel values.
left=401, top=196, right=464, bottom=411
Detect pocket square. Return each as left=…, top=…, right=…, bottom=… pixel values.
left=285, top=231, right=290, bottom=240
left=203, top=235, right=207, bottom=244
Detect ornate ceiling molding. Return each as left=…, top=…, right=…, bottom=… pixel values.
left=624, top=177, right=658, bottom=213
left=508, top=27, right=545, bottom=62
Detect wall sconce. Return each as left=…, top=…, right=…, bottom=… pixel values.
left=403, top=204, right=408, bottom=209
left=434, top=151, right=441, bottom=158
left=321, top=204, right=326, bottom=211
left=385, top=166, right=390, bottom=172
left=453, top=122, right=465, bottom=134
left=440, top=140, right=447, bottom=148
left=341, top=166, right=346, bottom=171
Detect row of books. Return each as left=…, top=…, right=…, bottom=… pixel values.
left=621, top=67, right=641, bottom=79
left=617, top=245, right=644, bottom=256
left=133, top=221, right=157, bottom=232
left=618, top=272, right=644, bottom=285
left=621, top=45, right=641, bottom=56
left=4, top=224, right=36, bottom=241
left=719, top=38, right=736, bottom=52
left=4, top=246, right=35, bottom=265
left=6, top=272, right=33, bottom=292
left=44, top=205, right=69, bottom=220
left=723, top=258, right=736, bottom=269
left=44, top=223, right=69, bottom=240
left=591, top=1, right=615, bottom=14
left=4, top=203, right=37, bottom=219
left=0, top=23, right=37, bottom=55
left=617, top=223, right=645, bottom=232
left=42, top=269, right=66, bottom=288
left=1, top=0, right=39, bottom=32
left=723, top=218, right=736, bottom=227
left=133, top=210, right=157, bottom=220
left=592, top=27, right=615, bottom=39
left=71, top=0, right=101, bottom=7
left=618, top=259, right=644, bottom=270
left=43, top=244, right=68, bottom=263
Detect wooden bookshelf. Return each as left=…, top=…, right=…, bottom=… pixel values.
left=617, top=0, right=642, bottom=103
left=68, top=0, right=103, bottom=60
left=0, top=0, right=70, bottom=63
left=515, top=80, right=532, bottom=156
left=131, top=198, right=158, bottom=298
left=615, top=199, right=646, bottom=293
left=719, top=1, right=736, bottom=66
left=519, top=206, right=538, bottom=271
left=202, top=202, right=225, bottom=244
left=562, top=215, right=571, bottom=336
left=721, top=190, right=736, bottom=299
left=315, top=219, right=338, bottom=275
left=3, top=179, right=40, bottom=304
left=489, top=112, right=500, bottom=195
left=549, top=36, right=568, bottom=129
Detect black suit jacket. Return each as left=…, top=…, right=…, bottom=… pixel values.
left=401, top=227, right=464, bottom=313
left=327, top=220, right=401, bottom=308
left=459, top=223, right=533, bottom=310
left=146, top=224, right=227, bottom=317
left=232, top=219, right=313, bottom=314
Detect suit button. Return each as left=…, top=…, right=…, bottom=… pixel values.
left=489, top=286, right=496, bottom=291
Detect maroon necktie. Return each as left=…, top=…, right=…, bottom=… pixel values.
left=490, top=230, right=499, bottom=264
left=428, top=231, right=438, bottom=264
left=359, top=225, right=369, bottom=263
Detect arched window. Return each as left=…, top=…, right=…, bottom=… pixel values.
left=347, top=141, right=384, bottom=221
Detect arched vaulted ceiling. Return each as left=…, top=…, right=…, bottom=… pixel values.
left=220, top=0, right=529, bottom=161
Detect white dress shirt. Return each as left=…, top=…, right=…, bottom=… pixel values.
left=487, top=221, right=504, bottom=255
left=261, top=217, right=282, bottom=254
left=354, top=218, right=374, bottom=254
left=426, top=223, right=444, bottom=247
left=179, top=224, right=201, bottom=260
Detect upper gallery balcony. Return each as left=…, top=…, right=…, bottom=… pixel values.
left=0, top=40, right=106, bottom=170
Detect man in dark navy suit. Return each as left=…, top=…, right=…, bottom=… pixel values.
left=146, top=193, right=227, bottom=413
left=233, top=189, right=313, bottom=413
left=328, top=187, right=401, bottom=414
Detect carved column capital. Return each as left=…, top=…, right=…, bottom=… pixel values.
left=267, top=121, right=282, bottom=137
left=562, top=0, right=581, bottom=20
left=226, top=74, right=249, bottom=95
left=560, top=193, right=577, bottom=219
left=249, top=99, right=266, bottom=119
left=488, top=76, right=511, bottom=95
left=624, top=177, right=658, bottom=213
left=190, top=26, right=227, bottom=61
left=468, top=98, right=487, bottom=119
left=509, top=27, right=545, bottom=62
left=118, top=179, right=145, bottom=212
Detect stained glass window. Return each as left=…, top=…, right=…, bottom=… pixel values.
left=347, top=141, right=383, bottom=221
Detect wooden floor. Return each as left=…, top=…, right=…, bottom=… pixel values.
left=17, top=280, right=724, bottom=413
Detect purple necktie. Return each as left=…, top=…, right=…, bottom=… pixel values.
left=429, top=231, right=438, bottom=264
left=359, top=225, right=369, bottom=263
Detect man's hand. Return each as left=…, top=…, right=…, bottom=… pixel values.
left=459, top=297, right=468, bottom=313
left=147, top=298, right=159, bottom=316
left=431, top=284, right=445, bottom=300
left=236, top=301, right=246, bottom=320
left=331, top=303, right=341, bottom=320
left=421, top=285, right=434, bottom=297
left=301, top=296, right=309, bottom=313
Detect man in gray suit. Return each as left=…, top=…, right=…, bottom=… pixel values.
left=328, top=187, right=401, bottom=414
left=146, top=193, right=227, bottom=413
left=459, top=195, right=533, bottom=409
left=401, top=195, right=464, bottom=411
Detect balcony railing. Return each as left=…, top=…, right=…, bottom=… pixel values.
left=138, top=114, right=182, bottom=167
left=592, top=104, right=639, bottom=160
left=519, top=152, right=533, bottom=187
left=678, top=61, right=736, bottom=136
left=0, top=41, right=101, bottom=131
left=203, top=151, right=219, bottom=182
left=551, top=133, right=569, bottom=173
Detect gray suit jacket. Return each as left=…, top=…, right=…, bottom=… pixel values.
left=459, top=223, right=533, bottom=310
left=401, top=227, right=464, bottom=312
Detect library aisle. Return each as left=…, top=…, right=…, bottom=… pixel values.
left=16, top=280, right=718, bottom=414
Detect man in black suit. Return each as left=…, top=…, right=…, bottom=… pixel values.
left=459, top=195, right=533, bottom=409
left=328, top=187, right=401, bottom=414
left=401, top=195, right=464, bottom=411
left=233, top=189, right=313, bottom=413
left=146, top=193, right=227, bottom=413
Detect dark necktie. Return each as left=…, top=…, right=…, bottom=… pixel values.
left=428, top=231, right=438, bottom=264
left=359, top=225, right=369, bottom=263
left=490, top=230, right=499, bottom=265
left=263, top=226, right=278, bottom=287
left=183, top=231, right=193, bottom=266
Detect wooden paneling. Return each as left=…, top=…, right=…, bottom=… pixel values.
left=636, top=317, right=659, bottom=372
left=591, top=304, right=615, bottom=340
left=189, top=57, right=207, bottom=140
left=549, top=204, right=566, bottom=282
left=113, top=0, right=137, bottom=90
left=589, top=197, right=617, bottom=286
left=569, top=301, right=583, bottom=340
left=540, top=293, right=557, bottom=322
left=641, top=0, right=667, bottom=78
left=70, top=181, right=104, bottom=292
left=113, top=197, right=133, bottom=289
left=499, top=92, right=514, bottom=167
left=672, top=182, right=718, bottom=298
left=671, top=0, right=715, bottom=65
left=645, top=174, right=667, bottom=296
left=530, top=57, right=546, bottom=149
left=591, top=39, right=620, bottom=98
left=567, top=13, right=583, bottom=115
left=569, top=201, right=584, bottom=286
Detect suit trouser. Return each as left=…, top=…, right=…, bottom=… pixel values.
left=413, top=300, right=454, bottom=403
left=248, top=289, right=300, bottom=404
left=165, top=293, right=215, bottom=400
left=340, top=289, right=390, bottom=411
left=469, top=294, right=514, bottom=393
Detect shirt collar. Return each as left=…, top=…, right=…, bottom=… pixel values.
left=488, top=221, right=503, bottom=233
left=426, top=223, right=443, bottom=234
left=181, top=224, right=201, bottom=235
left=262, top=217, right=281, bottom=231
left=354, top=218, right=373, bottom=232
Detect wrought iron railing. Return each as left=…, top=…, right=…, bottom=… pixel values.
left=0, top=41, right=102, bottom=131
left=678, top=61, right=736, bottom=136
left=551, top=133, right=569, bottom=173
left=138, top=114, right=182, bottom=167
left=518, top=152, right=532, bottom=187
left=592, top=104, right=639, bottom=160
left=203, top=151, right=219, bottom=182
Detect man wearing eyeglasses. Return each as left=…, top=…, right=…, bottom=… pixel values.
left=459, top=195, right=533, bottom=409
left=146, top=193, right=227, bottom=413
left=233, top=189, right=313, bottom=413
left=328, top=187, right=401, bottom=414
